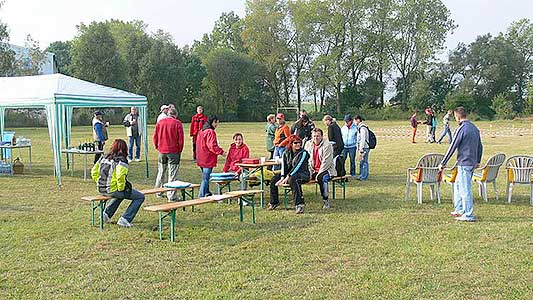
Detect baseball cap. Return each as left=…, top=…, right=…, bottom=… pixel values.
left=276, top=113, right=285, bottom=120
left=94, top=110, right=104, bottom=116
left=160, top=105, right=170, bottom=112
left=344, top=114, right=353, bottom=122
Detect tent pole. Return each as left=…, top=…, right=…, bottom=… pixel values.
left=141, top=105, right=149, bottom=178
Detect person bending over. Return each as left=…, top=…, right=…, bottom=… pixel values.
left=91, top=139, right=145, bottom=228
left=269, top=135, right=310, bottom=214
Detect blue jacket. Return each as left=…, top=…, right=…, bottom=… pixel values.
left=442, top=120, right=483, bottom=167
left=341, top=124, right=358, bottom=148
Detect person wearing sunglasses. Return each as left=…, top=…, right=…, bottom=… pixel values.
left=269, top=135, right=310, bottom=214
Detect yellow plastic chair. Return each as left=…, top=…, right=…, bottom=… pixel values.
left=505, top=155, right=533, bottom=205
left=442, top=162, right=458, bottom=198
left=405, top=153, right=444, bottom=204
left=472, top=153, right=506, bottom=202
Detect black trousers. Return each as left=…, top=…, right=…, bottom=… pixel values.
left=270, top=173, right=309, bottom=206
left=312, top=171, right=330, bottom=200
left=94, top=141, right=105, bottom=163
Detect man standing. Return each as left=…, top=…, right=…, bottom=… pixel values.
left=92, top=110, right=108, bottom=163
left=341, top=114, right=358, bottom=177
left=322, top=115, right=344, bottom=157
left=439, top=107, right=483, bottom=222
left=157, top=105, right=170, bottom=123
left=423, top=108, right=435, bottom=143
left=305, top=128, right=336, bottom=209
left=190, top=105, right=207, bottom=161
left=354, top=115, right=370, bottom=181
left=123, top=106, right=142, bottom=162
left=410, top=112, right=420, bottom=144
left=153, top=108, right=184, bottom=201
left=437, top=110, right=453, bottom=144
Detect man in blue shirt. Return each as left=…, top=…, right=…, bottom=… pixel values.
left=341, top=114, right=358, bottom=177
left=439, top=107, right=483, bottom=222
left=92, top=110, right=109, bottom=163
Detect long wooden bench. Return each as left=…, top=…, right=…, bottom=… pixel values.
left=80, top=184, right=200, bottom=230
left=281, top=175, right=350, bottom=208
left=143, top=189, right=262, bottom=242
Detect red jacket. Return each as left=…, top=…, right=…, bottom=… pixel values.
left=223, top=143, right=250, bottom=174
left=190, top=113, right=208, bottom=137
left=153, top=117, right=184, bottom=154
left=196, top=128, right=224, bottom=168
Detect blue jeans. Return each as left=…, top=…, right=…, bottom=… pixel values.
left=454, top=166, right=475, bottom=220
left=273, top=146, right=286, bottom=170
left=359, top=148, right=370, bottom=180
left=128, top=135, right=141, bottom=160
left=437, top=125, right=452, bottom=144
left=106, top=189, right=145, bottom=223
left=343, top=147, right=357, bottom=176
left=199, top=167, right=213, bottom=197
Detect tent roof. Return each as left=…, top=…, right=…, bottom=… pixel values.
left=0, top=74, right=147, bottom=107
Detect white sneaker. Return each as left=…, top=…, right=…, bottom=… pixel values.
left=103, top=212, right=113, bottom=223
left=127, top=158, right=133, bottom=163
left=322, top=199, right=331, bottom=209
left=295, top=204, right=305, bottom=214
left=455, top=215, right=475, bottom=222
left=134, top=158, right=141, bottom=162
left=117, top=217, right=133, bottom=228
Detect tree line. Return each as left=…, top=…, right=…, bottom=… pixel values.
left=1, top=0, right=532, bottom=122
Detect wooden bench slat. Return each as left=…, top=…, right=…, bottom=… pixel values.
left=82, top=184, right=201, bottom=202
left=224, top=189, right=263, bottom=196
left=144, top=198, right=219, bottom=212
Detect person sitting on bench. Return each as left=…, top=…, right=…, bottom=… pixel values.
left=91, top=139, right=145, bottom=228
left=304, top=127, right=336, bottom=209
left=223, top=133, right=250, bottom=175
left=269, top=135, right=310, bottom=214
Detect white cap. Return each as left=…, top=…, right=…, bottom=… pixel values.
left=160, top=105, right=170, bottom=112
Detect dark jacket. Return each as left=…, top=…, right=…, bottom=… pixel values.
left=282, top=148, right=310, bottom=180
left=442, top=120, right=483, bottom=167
left=291, top=120, right=314, bottom=142
left=328, top=122, right=344, bottom=156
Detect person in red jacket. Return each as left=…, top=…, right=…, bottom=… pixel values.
left=196, top=115, right=225, bottom=197
left=190, top=105, right=208, bottom=161
left=223, top=133, right=250, bottom=175
left=153, top=108, right=184, bottom=201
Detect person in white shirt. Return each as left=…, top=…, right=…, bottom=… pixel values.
left=354, top=115, right=370, bottom=181
left=157, top=105, right=170, bottom=123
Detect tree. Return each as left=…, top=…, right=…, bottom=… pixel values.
left=14, top=35, right=47, bottom=76
left=137, top=31, right=186, bottom=116
left=0, top=0, right=16, bottom=76
left=70, top=22, right=124, bottom=88
left=492, top=92, right=514, bottom=119
left=46, top=41, right=72, bottom=75
left=202, top=48, right=271, bottom=120
left=387, top=0, right=455, bottom=109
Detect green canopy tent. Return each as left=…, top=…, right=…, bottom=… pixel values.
left=0, top=74, right=149, bottom=188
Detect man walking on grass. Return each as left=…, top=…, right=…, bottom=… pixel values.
left=439, top=107, right=483, bottom=222
left=190, top=105, right=207, bottom=162
left=153, top=108, right=184, bottom=202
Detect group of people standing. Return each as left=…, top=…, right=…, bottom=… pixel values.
left=265, top=111, right=372, bottom=214
left=410, top=107, right=453, bottom=144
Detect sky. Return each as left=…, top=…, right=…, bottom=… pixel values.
left=1, top=0, right=532, bottom=54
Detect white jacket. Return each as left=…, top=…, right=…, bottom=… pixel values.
left=123, top=113, right=142, bottom=137
left=304, top=138, right=337, bottom=177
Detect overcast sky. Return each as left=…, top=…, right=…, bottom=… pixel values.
left=1, top=0, right=532, bottom=54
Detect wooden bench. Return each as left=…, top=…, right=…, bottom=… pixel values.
left=212, top=179, right=240, bottom=194
left=80, top=184, right=200, bottom=230
left=281, top=176, right=350, bottom=208
left=143, top=190, right=262, bottom=242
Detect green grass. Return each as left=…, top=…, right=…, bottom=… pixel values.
left=1, top=120, right=532, bottom=300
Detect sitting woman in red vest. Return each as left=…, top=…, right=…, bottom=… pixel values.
left=223, top=133, right=250, bottom=175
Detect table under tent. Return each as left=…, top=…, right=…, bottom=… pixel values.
left=0, top=74, right=149, bottom=188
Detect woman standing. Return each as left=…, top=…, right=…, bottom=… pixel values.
left=269, top=135, right=310, bottom=214
left=273, top=113, right=291, bottom=170
left=265, top=114, right=277, bottom=161
left=91, top=139, right=145, bottom=228
left=196, top=115, right=225, bottom=197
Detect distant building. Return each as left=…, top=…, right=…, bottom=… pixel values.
left=8, top=43, right=57, bottom=75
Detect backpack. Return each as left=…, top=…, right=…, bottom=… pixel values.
left=431, top=116, right=438, bottom=127
left=361, top=125, right=377, bottom=149
left=334, top=155, right=346, bottom=177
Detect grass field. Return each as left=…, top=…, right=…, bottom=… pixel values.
left=1, top=120, right=532, bottom=300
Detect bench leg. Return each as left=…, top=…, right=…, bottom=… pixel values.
left=170, top=210, right=176, bottom=242
left=284, top=188, right=289, bottom=209
left=239, top=195, right=256, bottom=224
left=239, top=197, right=244, bottom=222
left=332, top=181, right=336, bottom=200
left=92, top=200, right=107, bottom=230
left=343, top=180, right=346, bottom=200
left=158, top=212, right=163, bottom=240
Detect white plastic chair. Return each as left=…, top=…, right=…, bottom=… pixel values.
left=473, top=153, right=506, bottom=202
left=405, top=153, right=444, bottom=204
left=505, top=155, right=533, bottom=205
